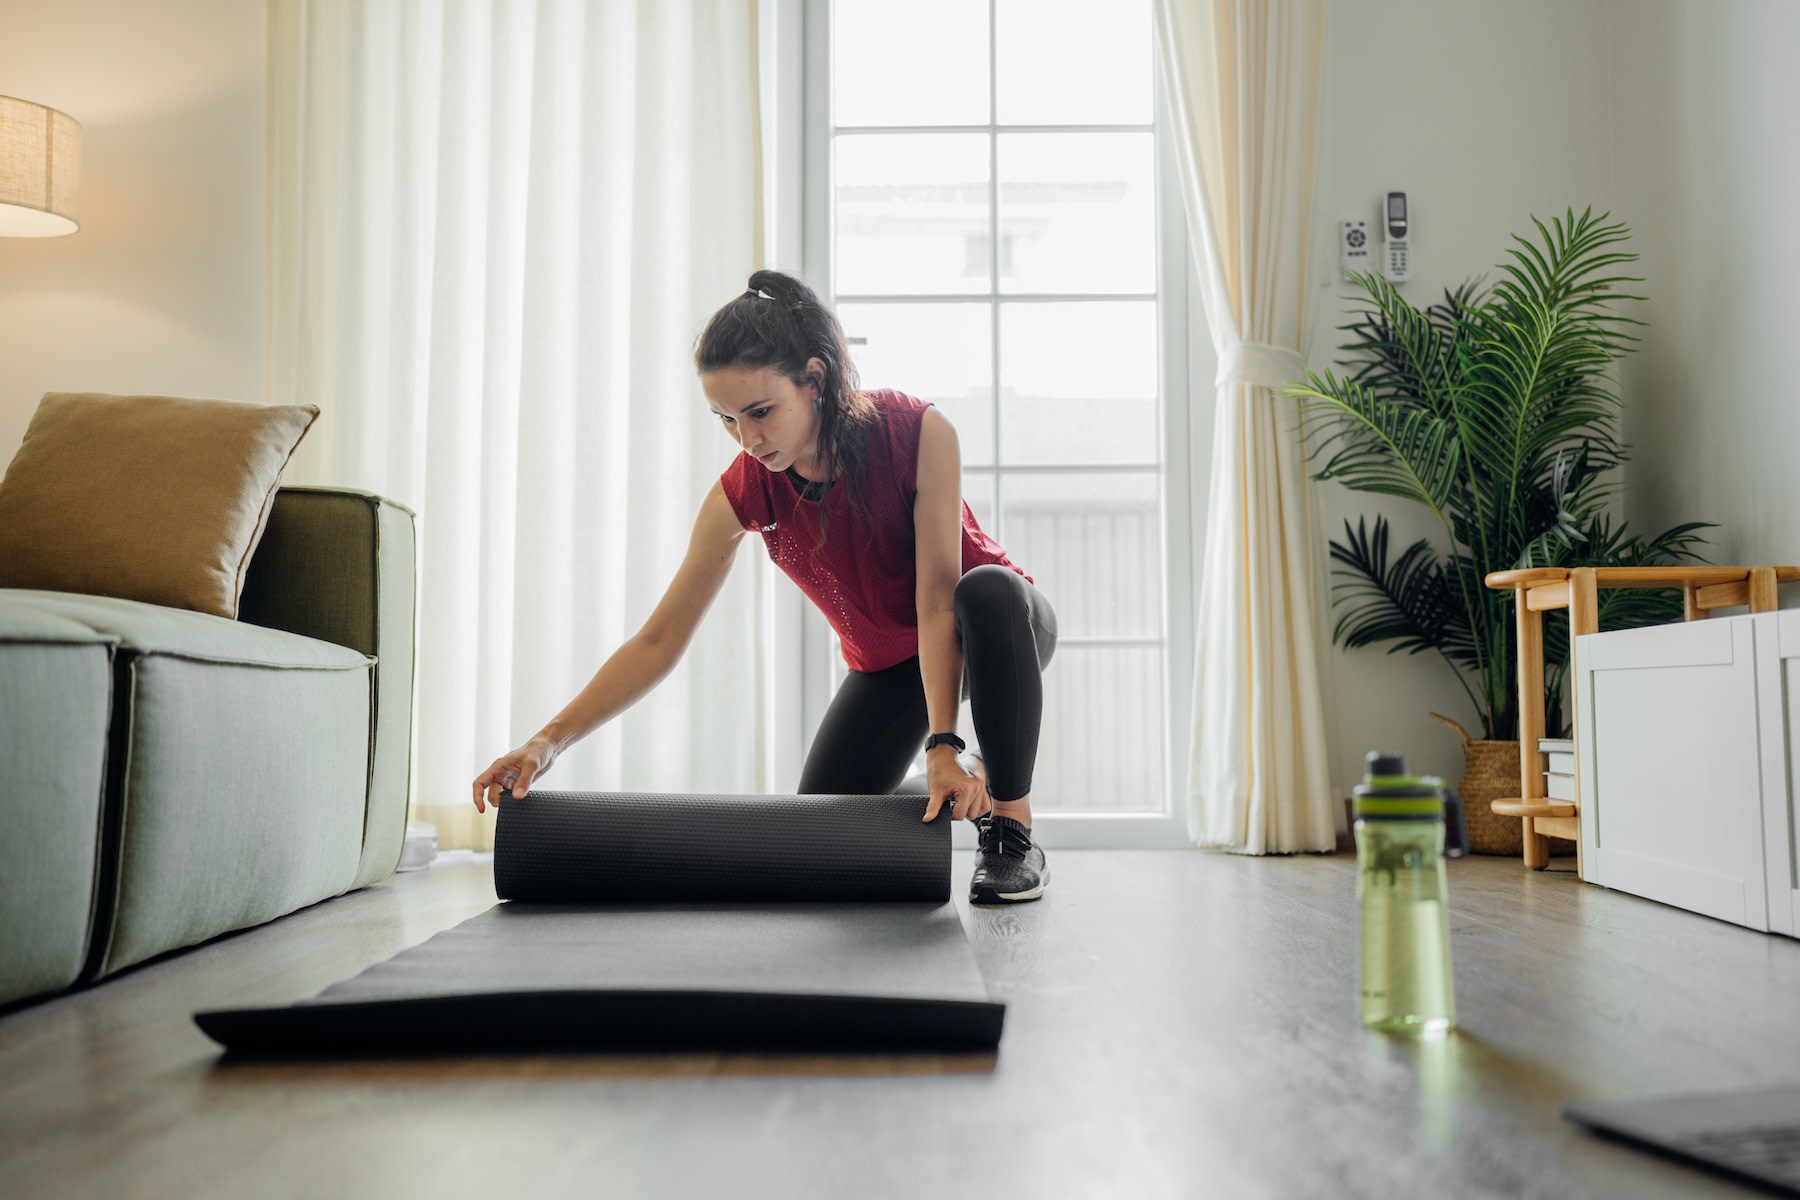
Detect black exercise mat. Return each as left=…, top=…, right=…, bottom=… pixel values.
left=197, top=901, right=1001, bottom=1054
left=195, top=793, right=1002, bottom=1055
left=492, top=790, right=950, bottom=903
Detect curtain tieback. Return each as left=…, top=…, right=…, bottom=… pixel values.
left=1215, top=342, right=1307, bottom=392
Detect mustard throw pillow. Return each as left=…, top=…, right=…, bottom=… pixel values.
left=0, top=392, right=320, bottom=619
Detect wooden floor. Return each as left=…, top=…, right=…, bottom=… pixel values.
left=3, top=848, right=1798, bottom=1199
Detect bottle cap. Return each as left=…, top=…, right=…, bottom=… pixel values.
left=1352, top=748, right=1443, bottom=819
left=1366, top=750, right=1407, bottom=777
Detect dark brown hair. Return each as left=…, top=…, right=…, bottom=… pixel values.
left=694, top=269, right=878, bottom=544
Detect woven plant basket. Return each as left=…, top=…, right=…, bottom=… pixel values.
left=1430, top=715, right=1523, bottom=856
left=1429, top=713, right=1575, bottom=857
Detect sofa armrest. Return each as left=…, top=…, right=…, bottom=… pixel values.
left=238, top=486, right=418, bottom=886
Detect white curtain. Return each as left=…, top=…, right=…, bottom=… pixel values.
left=1156, top=0, right=1336, bottom=853
left=268, top=0, right=768, bottom=849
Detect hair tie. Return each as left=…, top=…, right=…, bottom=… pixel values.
left=746, top=287, right=774, bottom=300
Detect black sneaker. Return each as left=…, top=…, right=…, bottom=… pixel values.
left=970, top=815, right=1049, bottom=903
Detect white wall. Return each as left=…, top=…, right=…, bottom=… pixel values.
left=1308, top=0, right=1617, bottom=793
left=0, top=0, right=265, bottom=465
left=1608, top=0, right=1800, bottom=579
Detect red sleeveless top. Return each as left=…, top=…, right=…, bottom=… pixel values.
left=720, top=389, right=1027, bottom=672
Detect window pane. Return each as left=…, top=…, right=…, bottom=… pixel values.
left=826, top=0, right=1173, bottom=823
left=1032, top=645, right=1164, bottom=812
left=835, top=134, right=990, bottom=296
left=999, top=472, right=1162, bottom=639
left=998, top=133, right=1156, bottom=295
left=962, top=469, right=997, bottom=542
left=834, top=0, right=989, bottom=127
left=837, top=302, right=994, bottom=465
left=995, top=0, right=1153, bottom=125
left=999, top=302, right=1159, bottom=466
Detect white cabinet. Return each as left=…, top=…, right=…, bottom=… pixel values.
left=1573, top=614, right=1791, bottom=933
left=1759, top=611, right=1800, bottom=936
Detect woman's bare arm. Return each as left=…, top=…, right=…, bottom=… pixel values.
left=472, top=481, right=749, bottom=811
left=914, top=407, right=987, bottom=821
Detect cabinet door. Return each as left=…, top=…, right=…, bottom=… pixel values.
left=1576, top=618, right=1769, bottom=931
left=1763, top=612, right=1800, bottom=937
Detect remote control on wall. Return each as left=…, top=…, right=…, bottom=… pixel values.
left=1384, top=191, right=1411, bottom=282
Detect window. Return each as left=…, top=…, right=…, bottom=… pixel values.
left=781, top=0, right=1193, bottom=842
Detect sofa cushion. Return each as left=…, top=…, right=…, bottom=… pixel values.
left=0, top=392, right=319, bottom=619
left=0, top=599, right=115, bottom=1005
left=0, top=590, right=369, bottom=672
left=0, top=590, right=377, bottom=980
left=0, top=600, right=118, bottom=648
left=95, top=649, right=373, bottom=976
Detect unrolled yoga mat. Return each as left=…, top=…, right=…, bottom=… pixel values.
left=195, top=792, right=1003, bottom=1055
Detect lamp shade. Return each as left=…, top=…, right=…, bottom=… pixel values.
left=0, top=95, right=80, bottom=237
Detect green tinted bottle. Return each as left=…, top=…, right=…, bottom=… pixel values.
left=1354, top=750, right=1455, bottom=1037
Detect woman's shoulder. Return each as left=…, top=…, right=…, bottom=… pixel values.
left=861, top=389, right=931, bottom=451
left=862, top=388, right=928, bottom=419
left=856, top=389, right=932, bottom=495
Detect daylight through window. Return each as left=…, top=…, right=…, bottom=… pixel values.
left=830, top=0, right=1168, bottom=814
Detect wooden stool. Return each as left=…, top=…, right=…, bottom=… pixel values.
left=1483, top=565, right=1799, bottom=877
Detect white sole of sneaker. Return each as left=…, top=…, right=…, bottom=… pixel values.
left=985, top=864, right=1051, bottom=903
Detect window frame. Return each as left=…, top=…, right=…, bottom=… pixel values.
left=769, top=0, right=1195, bottom=848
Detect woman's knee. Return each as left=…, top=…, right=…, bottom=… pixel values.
left=954, top=564, right=1028, bottom=627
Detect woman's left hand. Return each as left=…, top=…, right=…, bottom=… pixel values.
left=922, top=747, right=991, bottom=822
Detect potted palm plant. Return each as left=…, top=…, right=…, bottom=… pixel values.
left=1293, top=209, right=1710, bottom=853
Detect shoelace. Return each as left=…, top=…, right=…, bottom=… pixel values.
left=979, top=818, right=1032, bottom=860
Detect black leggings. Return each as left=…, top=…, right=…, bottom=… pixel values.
left=796, top=565, right=1058, bottom=803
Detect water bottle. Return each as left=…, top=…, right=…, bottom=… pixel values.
left=1354, top=750, right=1456, bottom=1037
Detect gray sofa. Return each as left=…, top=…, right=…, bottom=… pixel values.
left=0, top=486, right=416, bottom=1007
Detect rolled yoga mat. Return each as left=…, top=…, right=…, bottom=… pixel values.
left=195, top=791, right=1003, bottom=1055
left=494, top=789, right=951, bottom=902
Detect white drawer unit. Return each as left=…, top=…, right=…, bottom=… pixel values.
left=1759, top=610, right=1800, bottom=936
left=1574, top=616, right=1775, bottom=931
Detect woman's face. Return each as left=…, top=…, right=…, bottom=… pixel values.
left=703, top=359, right=826, bottom=477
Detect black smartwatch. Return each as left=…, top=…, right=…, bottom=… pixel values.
left=924, top=731, right=966, bottom=754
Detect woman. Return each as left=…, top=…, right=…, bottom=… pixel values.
left=472, top=270, right=1058, bottom=903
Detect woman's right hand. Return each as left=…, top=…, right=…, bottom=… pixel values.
left=472, top=737, right=559, bottom=813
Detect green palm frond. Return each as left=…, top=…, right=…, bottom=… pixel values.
left=1295, top=370, right=1464, bottom=513
left=1509, top=445, right=1615, bottom=567
left=1452, top=301, right=1626, bottom=549
left=1336, top=271, right=1463, bottom=415
left=1328, top=517, right=1487, bottom=722
left=1424, top=280, right=1486, bottom=337
left=1494, top=208, right=1646, bottom=340
left=1329, top=517, right=1450, bottom=652
left=1431, top=552, right=1491, bottom=672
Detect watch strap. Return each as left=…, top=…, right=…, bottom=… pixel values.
left=924, top=732, right=966, bottom=754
